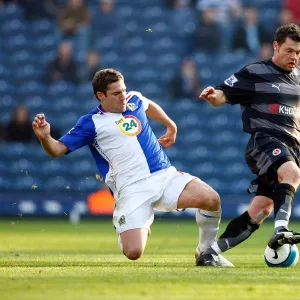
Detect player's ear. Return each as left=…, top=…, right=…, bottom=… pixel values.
left=273, top=41, right=279, bottom=52
left=96, top=91, right=104, bottom=102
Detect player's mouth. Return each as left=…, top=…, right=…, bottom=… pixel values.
left=288, top=62, right=296, bottom=68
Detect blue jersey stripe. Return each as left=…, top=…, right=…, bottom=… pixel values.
left=89, top=142, right=109, bottom=181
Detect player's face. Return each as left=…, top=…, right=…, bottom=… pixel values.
left=100, top=80, right=127, bottom=113
left=273, top=37, right=300, bottom=72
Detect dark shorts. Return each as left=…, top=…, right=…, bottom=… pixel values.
left=245, top=132, right=300, bottom=197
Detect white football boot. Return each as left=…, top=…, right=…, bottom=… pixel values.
left=195, top=247, right=234, bottom=267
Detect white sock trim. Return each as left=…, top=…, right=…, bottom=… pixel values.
left=275, top=220, right=289, bottom=229
left=198, top=209, right=221, bottom=218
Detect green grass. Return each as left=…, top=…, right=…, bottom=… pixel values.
left=0, top=218, right=300, bottom=300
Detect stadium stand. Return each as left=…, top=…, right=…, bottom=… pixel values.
left=0, top=0, right=292, bottom=217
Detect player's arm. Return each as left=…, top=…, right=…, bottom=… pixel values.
left=146, top=100, right=177, bottom=147
left=199, top=86, right=228, bottom=107
left=32, top=113, right=68, bottom=158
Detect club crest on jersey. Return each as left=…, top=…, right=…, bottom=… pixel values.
left=127, top=103, right=138, bottom=111
left=224, top=75, right=238, bottom=87
left=268, top=104, right=279, bottom=114
left=118, top=215, right=126, bottom=226
left=272, top=148, right=281, bottom=156
left=116, top=115, right=142, bottom=136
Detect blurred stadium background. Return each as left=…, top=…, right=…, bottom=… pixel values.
left=1, top=0, right=300, bottom=220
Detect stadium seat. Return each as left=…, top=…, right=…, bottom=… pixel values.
left=0, top=0, right=279, bottom=200
left=30, top=19, right=55, bottom=34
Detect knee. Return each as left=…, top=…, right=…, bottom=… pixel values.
left=278, top=165, right=300, bottom=188
left=205, top=189, right=221, bottom=211
left=287, top=169, right=300, bottom=188
left=292, top=169, right=300, bottom=188
left=123, top=248, right=143, bottom=260
left=260, top=206, right=273, bottom=218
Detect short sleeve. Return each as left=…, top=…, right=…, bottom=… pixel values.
left=59, top=115, right=96, bottom=152
left=139, top=92, right=150, bottom=110
left=127, top=91, right=150, bottom=110
left=215, top=67, right=257, bottom=105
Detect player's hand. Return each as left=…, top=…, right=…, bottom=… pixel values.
left=158, top=124, right=177, bottom=148
left=32, top=113, right=51, bottom=140
left=200, top=86, right=217, bottom=102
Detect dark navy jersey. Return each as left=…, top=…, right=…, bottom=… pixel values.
left=216, top=59, right=300, bottom=143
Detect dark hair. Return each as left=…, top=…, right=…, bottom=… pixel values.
left=92, top=68, right=124, bottom=99
left=274, top=23, right=300, bottom=46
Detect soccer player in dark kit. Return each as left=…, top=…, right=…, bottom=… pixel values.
left=197, top=23, right=300, bottom=266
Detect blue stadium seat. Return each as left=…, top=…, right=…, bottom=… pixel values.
left=55, top=112, right=80, bottom=132
left=75, top=177, right=100, bottom=193
left=116, top=5, right=134, bottom=19
left=44, top=176, right=70, bottom=191
left=193, top=51, right=214, bottom=67
left=30, top=19, right=55, bottom=34
left=11, top=157, right=39, bottom=175
left=94, top=35, right=119, bottom=52
left=71, top=159, right=95, bottom=175
left=48, top=81, right=76, bottom=98
left=33, top=34, right=57, bottom=53
left=0, top=94, right=15, bottom=112
left=24, top=95, right=44, bottom=111
left=169, top=8, right=197, bottom=36
left=0, top=79, right=14, bottom=94
left=41, top=160, right=68, bottom=176
left=10, top=50, right=35, bottom=66
left=0, top=175, right=14, bottom=191
left=101, top=51, right=120, bottom=65
left=1, top=18, right=22, bottom=33
left=164, top=145, right=182, bottom=161
left=1, top=3, right=24, bottom=19
left=14, top=64, right=43, bottom=83
left=17, top=81, right=46, bottom=98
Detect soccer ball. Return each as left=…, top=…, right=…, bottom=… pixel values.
left=264, top=244, right=299, bottom=267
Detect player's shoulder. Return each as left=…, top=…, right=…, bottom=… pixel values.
left=77, top=107, right=101, bottom=125
left=126, top=90, right=144, bottom=101
left=243, top=59, right=272, bottom=75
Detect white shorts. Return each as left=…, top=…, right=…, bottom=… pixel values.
left=113, top=166, right=196, bottom=235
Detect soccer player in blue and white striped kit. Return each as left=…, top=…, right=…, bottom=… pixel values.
left=32, top=68, right=232, bottom=266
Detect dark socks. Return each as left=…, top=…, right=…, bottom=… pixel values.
left=273, top=183, right=295, bottom=231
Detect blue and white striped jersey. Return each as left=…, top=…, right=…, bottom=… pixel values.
left=59, top=91, right=171, bottom=195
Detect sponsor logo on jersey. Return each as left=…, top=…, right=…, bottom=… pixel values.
left=116, top=115, right=142, bottom=136
left=224, top=75, right=238, bottom=87
left=127, top=103, right=138, bottom=111
left=272, top=148, right=281, bottom=156
left=268, top=104, right=300, bottom=116
left=271, top=83, right=280, bottom=91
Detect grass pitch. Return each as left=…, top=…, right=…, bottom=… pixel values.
left=0, top=218, right=300, bottom=300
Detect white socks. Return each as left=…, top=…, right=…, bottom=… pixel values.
left=195, top=208, right=221, bottom=252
